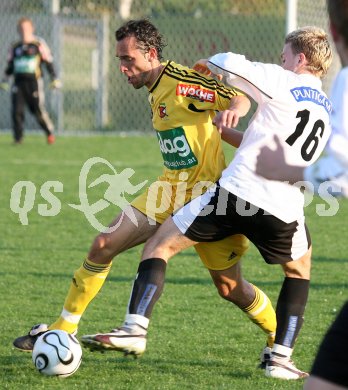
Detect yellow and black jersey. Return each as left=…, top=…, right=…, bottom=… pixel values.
left=148, top=60, right=243, bottom=190
left=132, top=60, right=250, bottom=264
left=5, top=36, right=56, bottom=80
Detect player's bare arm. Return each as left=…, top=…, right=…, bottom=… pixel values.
left=219, top=126, right=244, bottom=148
left=214, top=95, right=250, bottom=130
left=213, top=94, right=249, bottom=147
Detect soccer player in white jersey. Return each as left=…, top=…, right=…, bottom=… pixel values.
left=86, top=26, right=333, bottom=380
left=258, top=0, right=348, bottom=201
left=257, top=1, right=348, bottom=387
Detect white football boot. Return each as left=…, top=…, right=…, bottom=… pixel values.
left=265, top=353, right=309, bottom=380
left=259, top=346, right=272, bottom=369
left=81, top=314, right=148, bottom=356
left=81, top=324, right=147, bottom=357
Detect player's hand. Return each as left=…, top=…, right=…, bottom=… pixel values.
left=193, top=59, right=223, bottom=80
left=213, top=109, right=241, bottom=132
left=0, top=80, right=9, bottom=91
left=50, top=79, right=62, bottom=89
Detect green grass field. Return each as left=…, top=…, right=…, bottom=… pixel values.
left=1, top=133, right=347, bottom=389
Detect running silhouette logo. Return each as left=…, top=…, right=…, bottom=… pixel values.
left=69, top=157, right=148, bottom=233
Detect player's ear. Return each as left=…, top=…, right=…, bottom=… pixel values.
left=297, top=52, right=307, bottom=66
left=147, top=47, right=158, bottom=61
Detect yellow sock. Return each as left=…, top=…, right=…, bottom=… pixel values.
left=49, top=259, right=111, bottom=334
left=242, top=284, right=276, bottom=347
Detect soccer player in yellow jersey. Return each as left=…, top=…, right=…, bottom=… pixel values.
left=13, top=19, right=276, bottom=367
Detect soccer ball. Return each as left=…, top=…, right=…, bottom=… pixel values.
left=32, top=330, right=82, bottom=377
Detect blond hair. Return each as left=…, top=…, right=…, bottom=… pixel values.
left=17, top=17, right=34, bottom=28
left=285, top=26, right=332, bottom=78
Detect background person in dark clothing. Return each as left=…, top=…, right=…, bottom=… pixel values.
left=0, top=17, right=61, bottom=144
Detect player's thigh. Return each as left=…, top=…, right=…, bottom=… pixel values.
left=11, top=85, right=25, bottom=114
left=27, top=88, right=40, bottom=114
left=24, top=79, right=41, bottom=113
left=141, top=217, right=196, bottom=261
left=194, top=234, right=249, bottom=271
left=89, top=206, right=159, bottom=260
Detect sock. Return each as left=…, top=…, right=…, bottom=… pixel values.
left=122, top=313, right=150, bottom=335
left=49, top=259, right=111, bottom=333
left=242, top=284, right=276, bottom=347
left=273, top=277, right=310, bottom=357
left=127, top=258, right=167, bottom=322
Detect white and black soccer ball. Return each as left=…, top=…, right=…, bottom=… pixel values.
left=32, top=330, right=82, bottom=377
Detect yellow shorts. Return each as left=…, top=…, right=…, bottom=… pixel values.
left=131, top=181, right=249, bottom=271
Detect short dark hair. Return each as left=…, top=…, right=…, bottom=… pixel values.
left=115, top=19, right=166, bottom=60
left=327, top=0, right=348, bottom=45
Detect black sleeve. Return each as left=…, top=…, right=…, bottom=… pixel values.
left=37, top=38, right=57, bottom=80
left=44, top=61, right=57, bottom=80
left=4, top=48, right=14, bottom=76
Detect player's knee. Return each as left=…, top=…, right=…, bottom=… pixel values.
left=215, top=281, right=238, bottom=301
left=143, top=241, right=170, bottom=260
left=282, top=251, right=311, bottom=279
left=142, top=234, right=176, bottom=260
left=283, top=267, right=309, bottom=279
left=88, top=234, right=114, bottom=263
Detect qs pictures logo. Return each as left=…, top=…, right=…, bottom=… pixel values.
left=9, top=157, right=148, bottom=232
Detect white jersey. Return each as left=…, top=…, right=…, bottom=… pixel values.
left=208, top=53, right=332, bottom=223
